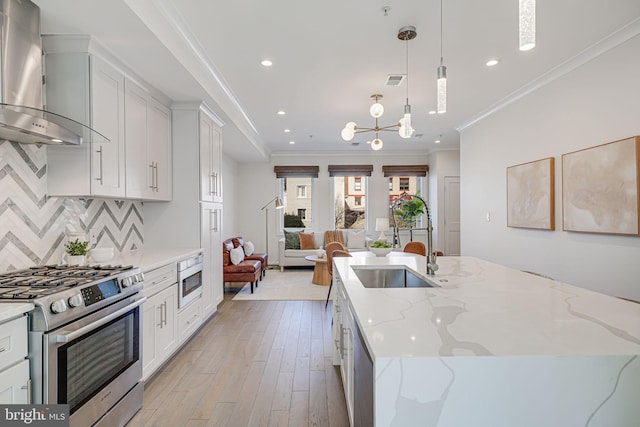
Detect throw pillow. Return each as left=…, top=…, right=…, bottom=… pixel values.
left=244, top=241, right=255, bottom=256
left=347, top=229, right=366, bottom=249
left=284, top=230, right=300, bottom=249
left=230, top=246, right=245, bottom=265
left=299, top=232, right=316, bottom=250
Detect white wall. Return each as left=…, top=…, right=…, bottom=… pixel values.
left=231, top=152, right=435, bottom=262
left=428, top=150, right=461, bottom=252
left=221, top=154, right=240, bottom=239
left=460, top=34, right=640, bottom=300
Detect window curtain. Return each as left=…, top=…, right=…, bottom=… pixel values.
left=382, top=165, right=429, bottom=177
left=274, top=166, right=319, bottom=178
left=327, top=165, right=373, bottom=177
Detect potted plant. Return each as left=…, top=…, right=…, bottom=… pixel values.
left=65, top=238, right=89, bottom=265
left=393, top=192, right=425, bottom=241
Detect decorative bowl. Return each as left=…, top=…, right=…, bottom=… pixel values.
left=90, top=247, right=115, bottom=263
left=370, top=247, right=393, bottom=257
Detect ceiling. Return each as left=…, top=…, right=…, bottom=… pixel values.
left=33, top=0, right=640, bottom=162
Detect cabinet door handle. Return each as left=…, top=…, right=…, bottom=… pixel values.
left=212, top=172, right=217, bottom=196
left=95, top=146, right=104, bottom=183
left=154, top=163, right=159, bottom=192
left=210, top=174, right=214, bottom=195
left=0, top=346, right=6, bottom=353
left=21, top=379, right=31, bottom=404
left=339, top=325, right=344, bottom=359
left=149, top=162, right=155, bottom=190
left=162, top=301, right=168, bottom=327
left=213, top=210, right=219, bottom=232
left=157, top=305, right=163, bottom=328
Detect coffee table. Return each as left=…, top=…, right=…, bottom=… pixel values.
left=304, top=255, right=331, bottom=286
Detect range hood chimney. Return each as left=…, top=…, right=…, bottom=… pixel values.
left=0, top=0, right=107, bottom=145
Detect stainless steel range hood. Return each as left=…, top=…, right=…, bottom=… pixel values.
left=0, top=0, right=107, bottom=145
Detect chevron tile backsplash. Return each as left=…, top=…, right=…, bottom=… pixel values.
left=0, top=141, right=144, bottom=272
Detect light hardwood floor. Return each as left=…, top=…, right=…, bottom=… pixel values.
left=127, top=291, right=349, bottom=427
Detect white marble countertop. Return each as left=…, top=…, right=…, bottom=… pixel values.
left=106, top=247, right=202, bottom=272
left=334, top=255, right=640, bottom=359
left=0, top=303, right=33, bottom=323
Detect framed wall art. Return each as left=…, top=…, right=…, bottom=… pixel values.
left=562, top=136, right=640, bottom=235
left=507, top=157, right=555, bottom=230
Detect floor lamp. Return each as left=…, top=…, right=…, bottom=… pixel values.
left=261, top=196, right=284, bottom=263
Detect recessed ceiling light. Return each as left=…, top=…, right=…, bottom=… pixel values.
left=428, top=110, right=436, bottom=115
left=434, top=139, right=441, bottom=144
left=277, top=110, right=286, bottom=115
left=486, top=59, right=500, bottom=67
left=289, top=141, right=295, bottom=144
left=284, top=129, right=291, bottom=133
left=261, top=59, right=273, bottom=67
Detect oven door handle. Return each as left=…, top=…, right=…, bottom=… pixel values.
left=52, top=297, right=147, bottom=343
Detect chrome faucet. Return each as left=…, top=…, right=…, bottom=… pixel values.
left=390, top=193, right=439, bottom=275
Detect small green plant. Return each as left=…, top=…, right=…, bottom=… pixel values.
left=65, top=238, right=89, bottom=256
left=393, top=191, right=425, bottom=229
left=371, top=241, right=392, bottom=248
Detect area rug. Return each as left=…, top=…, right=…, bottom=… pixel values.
left=231, top=268, right=329, bottom=301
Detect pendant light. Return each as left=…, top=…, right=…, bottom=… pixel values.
left=436, top=0, right=447, bottom=114
left=398, top=26, right=416, bottom=139
left=340, top=26, right=417, bottom=150
left=519, top=0, right=536, bottom=51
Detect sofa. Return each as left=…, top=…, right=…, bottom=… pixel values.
left=278, top=229, right=372, bottom=271
left=222, top=237, right=268, bottom=293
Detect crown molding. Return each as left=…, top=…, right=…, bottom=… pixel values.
left=457, top=17, right=640, bottom=133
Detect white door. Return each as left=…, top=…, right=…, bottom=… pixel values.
left=148, top=100, right=172, bottom=201
left=124, top=80, right=150, bottom=198
left=444, top=176, right=461, bottom=256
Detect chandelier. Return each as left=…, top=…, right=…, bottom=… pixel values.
left=340, top=26, right=416, bottom=151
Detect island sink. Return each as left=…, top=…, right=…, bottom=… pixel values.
left=352, top=267, right=438, bottom=288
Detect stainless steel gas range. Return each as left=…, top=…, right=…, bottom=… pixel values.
left=0, top=265, right=146, bottom=427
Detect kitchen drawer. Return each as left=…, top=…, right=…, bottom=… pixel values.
left=0, top=316, right=28, bottom=371
left=177, top=299, right=202, bottom=344
left=143, top=263, right=177, bottom=297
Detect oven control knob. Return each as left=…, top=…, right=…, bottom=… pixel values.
left=50, top=299, right=67, bottom=314
left=68, top=294, right=83, bottom=308
left=121, top=277, right=132, bottom=288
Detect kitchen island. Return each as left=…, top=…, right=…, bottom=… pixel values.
left=332, top=255, right=640, bottom=427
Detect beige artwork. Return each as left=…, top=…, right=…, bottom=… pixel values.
left=562, top=137, right=640, bottom=235
left=507, top=158, right=554, bottom=230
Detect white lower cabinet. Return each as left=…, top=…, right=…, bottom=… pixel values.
left=333, top=273, right=355, bottom=425
left=142, top=281, right=178, bottom=381
left=201, top=203, right=223, bottom=319
left=0, top=316, right=30, bottom=404
left=178, top=299, right=202, bottom=345
left=0, top=359, right=30, bottom=404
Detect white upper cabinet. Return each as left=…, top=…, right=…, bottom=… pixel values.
left=124, top=79, right=172, bottom=201
left=199, top=109, right=223, bottom=202
left=44, top=37, right=125, bottom=198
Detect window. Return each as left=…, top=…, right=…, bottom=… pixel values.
left=333, top=176, right=367, bottom=229
left=328, top=165, right=372, bottom=230
left=399, top=178, right=410, bottom=191
left=354, top=177, right=362, bottom=191
left=279, top=177, right=314, bottom=228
